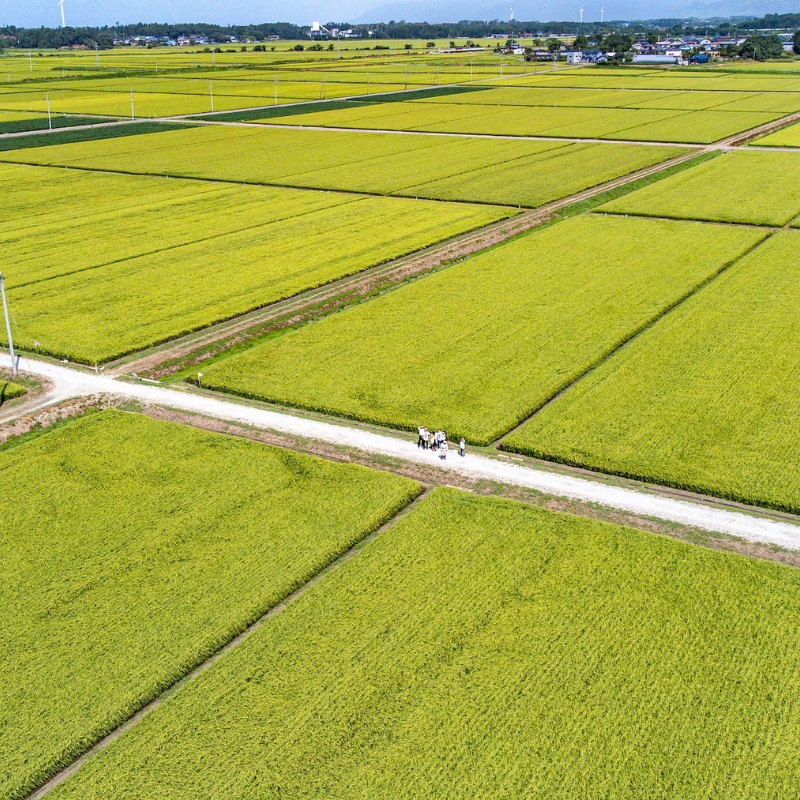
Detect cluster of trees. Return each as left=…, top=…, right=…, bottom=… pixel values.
left=737, top=33, right=786, bottom=60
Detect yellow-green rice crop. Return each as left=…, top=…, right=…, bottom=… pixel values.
left=1, top=166, right=346, bottom=288
left=504, top=230, right=800, bottom=513
left=598, top=150, right=800, bottom=226
left=199, top=215, right=766, bottom=444
left=0, top=125, right=685, bottom=209
left=604, top=109, right=780, bottom=143
left=5, top=182, right=509, bottom=363
left=753, top=119, right=800, bottom=147
left=0, top=410, right=419, bottom=800
left=259, top=99, right=778, bottom=143
left=49, top=488, right=800, bottom=799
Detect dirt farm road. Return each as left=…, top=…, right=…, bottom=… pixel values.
left=9, top=358, right=800, bottom=551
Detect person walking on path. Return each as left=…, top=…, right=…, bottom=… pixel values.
left=422, top=428, right=430, bottom=449
left=459, top=437, right=466, bottom=457
left=417, top=425, right=425, bottom=448
left=440, top=440, right=448, bottom=460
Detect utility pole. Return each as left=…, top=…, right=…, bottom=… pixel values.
left=212, top=43, right=216, bottom=66
left=130, top=87, right=135, bottom=121
left=46, top=93, right=52, bottom=130
left=29, top=51, right=33, bottom=72
left=209, top=81, right=214, bottom=113
left=0, top=274, right=18, bottom=378
left=274, top=76, right=278, bottom=106
left=95, top=42, right=100, bottom=67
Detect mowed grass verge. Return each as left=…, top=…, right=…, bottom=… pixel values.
left=505, top=230, right=800, bottom=513
left=0, top=124, right=688, bottom=209
left=50, top=488, right=800, bottom=799
left=2, top=167, right=509, bottom=363
left=0, top=410, right=419, bottom=800
left=598, top=149, right=800, bottom=226
left=198, top=215, right=767, bottom=444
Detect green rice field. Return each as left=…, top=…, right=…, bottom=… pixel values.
left=0, top=124, right=687, bottom=208
left=257, top=98, right=781, bottom=143
left=505, top=230, right=800, bottom=513
left=198, top=214, right=766, bottom=444
left=48, top=488, right=800, bottom=799
left=1, top=165, right=509, bottom=363
left=753, top=119, right=800, bottom=147
left=598, top=150, right=800, bottom=226
left=0, top=410, right=419, bottom=800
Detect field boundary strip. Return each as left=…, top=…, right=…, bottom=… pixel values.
left=496, top=229, right=776, bottom=448
left=21, top=478, right=428, bottom=800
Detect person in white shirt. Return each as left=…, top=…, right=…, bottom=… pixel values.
left=422, top=428, right=430, bottom=449
left=459, top=438, right=466, bottom=457
left=417, top=425, right=425, bottom=448
left=440, top=440, right=448, bottom=460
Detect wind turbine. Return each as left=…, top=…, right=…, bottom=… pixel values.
left=580, top=8, right=584, bottom=22
left=58, top=0, right=65, bottom=27
left=600, top=5, right=604, bottom=22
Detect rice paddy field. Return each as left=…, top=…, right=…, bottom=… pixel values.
left=0, top=410, right=419, bottom=800
left=504, top=230, right=800, bottom=514
left=1, top=164, right=508, bottom=363
left=256, top=98, right=781, bottom=142
left=5, top=43, right=800, bottom=798
left=47, top=488, right=800, bottom=798
left=0, top=124, right=687, bottom=208
left=197, top=214, right=766, bottom=444
left=753, top=118, right=800, bottom=147
left=598, top=149, right=800, bottom=225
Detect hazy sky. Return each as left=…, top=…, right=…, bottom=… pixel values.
left=2, top=0, right=793, bottom=27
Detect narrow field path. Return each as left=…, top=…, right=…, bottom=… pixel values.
left=13, top=358, right=800, bottom=551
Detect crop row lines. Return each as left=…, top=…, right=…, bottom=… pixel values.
left=23, top=480, right=428, bottom=800
left=494, top=228, right=778, bottom=449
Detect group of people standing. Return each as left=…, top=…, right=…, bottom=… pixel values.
left=417, top=426, right=466, bottom=460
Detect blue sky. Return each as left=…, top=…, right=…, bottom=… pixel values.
left=2, top=0, right=794, bottom=28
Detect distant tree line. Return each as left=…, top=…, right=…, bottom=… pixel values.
left=0, top=18, right=799, bottom=51
left=0, top=23, right=304, bottom=49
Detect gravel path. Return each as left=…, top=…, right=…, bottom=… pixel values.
left=14, top=358, right=800, bottom=551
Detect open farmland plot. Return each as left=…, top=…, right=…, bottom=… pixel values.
left=257, top=100, right=688, bottom=139
left=0, top=410, right=419, bottom=800
left=602, top=109, right=781, bottom=144
left=753, top=119, right=800, bottom=147
left=4, top=171, right=509, bottom=363
left=599, top=150, right=800, bottom=226
left=505, top=231, right=800, bottom=513
left=0, top=125, right=686, bottom=209
left=257, top=99, right=781, bottom=143
left=49, top=488, right=800, bottom=799
left=0, top=165, right=354, bottom=288
left=0, top=88, right=273, bottom=117
left=198, top=215, right=766, bottom=444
